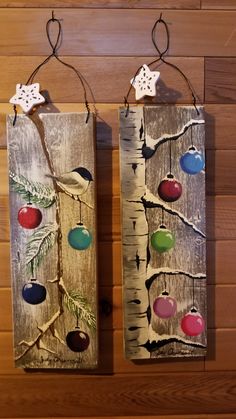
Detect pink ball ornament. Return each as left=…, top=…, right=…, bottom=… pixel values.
left=181, top=308, right=205, bottom=336
left=153, top=292, right=177, bottom=319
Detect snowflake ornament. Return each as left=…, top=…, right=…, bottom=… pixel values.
left=130, top=64, right=160, bottom=100
left=9, top=83, right=45, bottom=113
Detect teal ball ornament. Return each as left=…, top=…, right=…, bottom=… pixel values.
left=151, top=225, right=175, bottom=253
left=180, top=146, right=205, bottom=175
left=68, top=223, right=92, bottom=250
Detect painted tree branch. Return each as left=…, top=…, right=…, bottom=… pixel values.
left=15, top=305, right=63, bottom=361
left=140, top=325, right=206, bottom=352
left=141, top=188, right=206, bottom=238
left=143, top=117, right=205, bottom=158
left=146, top=267, right=206, bottom=290
left=14, top=116, right=66, bottom=363
left=15, top=276, right=95, bottom=361
left=141, top=336, right=206, bottom=352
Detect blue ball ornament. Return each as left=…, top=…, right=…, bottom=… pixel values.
left=68, top=223, right=92, bottom=250
left=180, top=146, right=205, bottom=175
left=22, top=280, right=47, bottom=305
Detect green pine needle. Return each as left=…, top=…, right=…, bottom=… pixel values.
left=64, top=290, right=96, bottom=330
left=9, top=171, right=55, bottom=208
left=26, top=222, right=58, bottom=272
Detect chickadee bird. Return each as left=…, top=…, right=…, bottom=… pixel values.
left=48, top=167, right=93, bottom=200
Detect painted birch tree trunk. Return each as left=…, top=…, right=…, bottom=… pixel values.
left=7, top=112, right=98, bottom=369
left=120, top=105, right=206, bottom=360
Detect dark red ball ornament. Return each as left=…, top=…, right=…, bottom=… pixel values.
left=18, top=204, right=42, bottom=229
left=158, top=174, right=182, bottom=202
left=66, top=327, right=90, bottom=352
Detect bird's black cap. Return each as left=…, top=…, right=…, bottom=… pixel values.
left=72, top=167, right=93, bottom=181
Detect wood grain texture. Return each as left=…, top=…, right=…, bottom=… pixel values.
left=2, top=239, right=236, bottom=288
left=0, top=286, right=122, bottom=332
left=120, top=106, right=206, bottom=359
left=0, top=243, right=11, bottom=287
left=2, top=195, right=236, bottom=242
left=3, top=147, right=236, bottom=197
left=0, top=10, right=235, bottom=56
left=2, top=104, right=236, bottom=151
left=7, top=113, right=98, bottom=368
left=208, top=285, right=236, bottom=328
left=0, top=373, right=236, bottom=417
left=0, top=330, right=206, bottom=375
left=0, top=241, right=121, bottom=287
left=0, top=417, right=211, bottom=419
left=202, top=0, right=236, bottom=9
left=0, top=417, right=234, bottom=419
left=205, top=58, right=236, bottom=103
left=0, top=104, right=120, bottom=149
left=207, top=241, right=236, bottom=285
left=1, top=285, right=236, bottom=331
left=0, top=0, right=201, bottom=8
left=0, top=1, right=235, bottom=416
left=0, top=414, right=211, bottom=419
left=0, top=289, right=12, bottom=331
left=206, top=329, right=236, bottom=371
left=205, top=105, right=236, bottom=150
left=0, top=56, right=204, bottom=103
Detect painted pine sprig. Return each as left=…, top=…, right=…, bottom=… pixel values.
left=10, top=171, right=55, bottom=208
left=64, top=290, right=96, bottom=330
left=26, top=222, right=58, bottom=272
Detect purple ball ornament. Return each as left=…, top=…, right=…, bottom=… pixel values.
left=153, top=291, right=177, bottom=319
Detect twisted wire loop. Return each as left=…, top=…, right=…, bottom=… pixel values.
left=124, top=13, right=200, bottom=117
left=13, top=11, right=96, bottom=125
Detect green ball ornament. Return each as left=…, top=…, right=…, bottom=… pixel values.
left=151, top=225, right=175, bottom=253
left=68, top=223, right=92, bottom=250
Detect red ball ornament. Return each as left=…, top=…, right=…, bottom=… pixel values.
left=181, top=308, right=205, bottom=336
left=153, top=291, right=177, bottom=319
left=18, top=204, right=42, bottom=229
left=158, top=174, right=182, bottom=202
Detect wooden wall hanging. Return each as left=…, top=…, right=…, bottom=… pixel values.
left=7, top=112, right=98, bottom=369
left=119, top=105, right=206, bottom=360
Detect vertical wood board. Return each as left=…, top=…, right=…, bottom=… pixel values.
left=7, top=112, right=98, bottom=369
left=119, top=105, right=206, bottom=359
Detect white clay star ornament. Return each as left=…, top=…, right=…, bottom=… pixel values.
left=9, top=83, right=45, bottom=113
left=130, top=64, right=160, bottom=100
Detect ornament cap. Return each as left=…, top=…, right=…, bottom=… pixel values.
left=166, top=173, right=174, bottom=179
left=190, top=306, right=198, bottom=313
left=189, top=145, right=197, bottom=152
left=162, top=290, right=169, bottom=296
left=159, top=224, right=167, bottom=230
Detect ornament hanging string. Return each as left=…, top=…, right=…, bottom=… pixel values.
left=124, top=13, right=200, bottom=117
left=13, top=11, right=96, bottom=126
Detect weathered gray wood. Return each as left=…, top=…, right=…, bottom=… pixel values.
left=7, top=112, right=98, bottom=369
left=119, top=105, right=206, bottom=359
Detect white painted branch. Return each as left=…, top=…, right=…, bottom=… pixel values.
left=142, top=188, right=206, bottom=238
left=147, top=266, right=206, bottom=280
left=147, top=325, right=206, bottom=349
left=146, top=118, right=205, bottom=151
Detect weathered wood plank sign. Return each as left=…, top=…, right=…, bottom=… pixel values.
left=119, top=105, right=206, bottom=359
left=7, top=112, right=98, bottom=369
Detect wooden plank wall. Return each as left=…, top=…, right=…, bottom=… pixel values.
left=0, top=1, right=236, bottom=418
